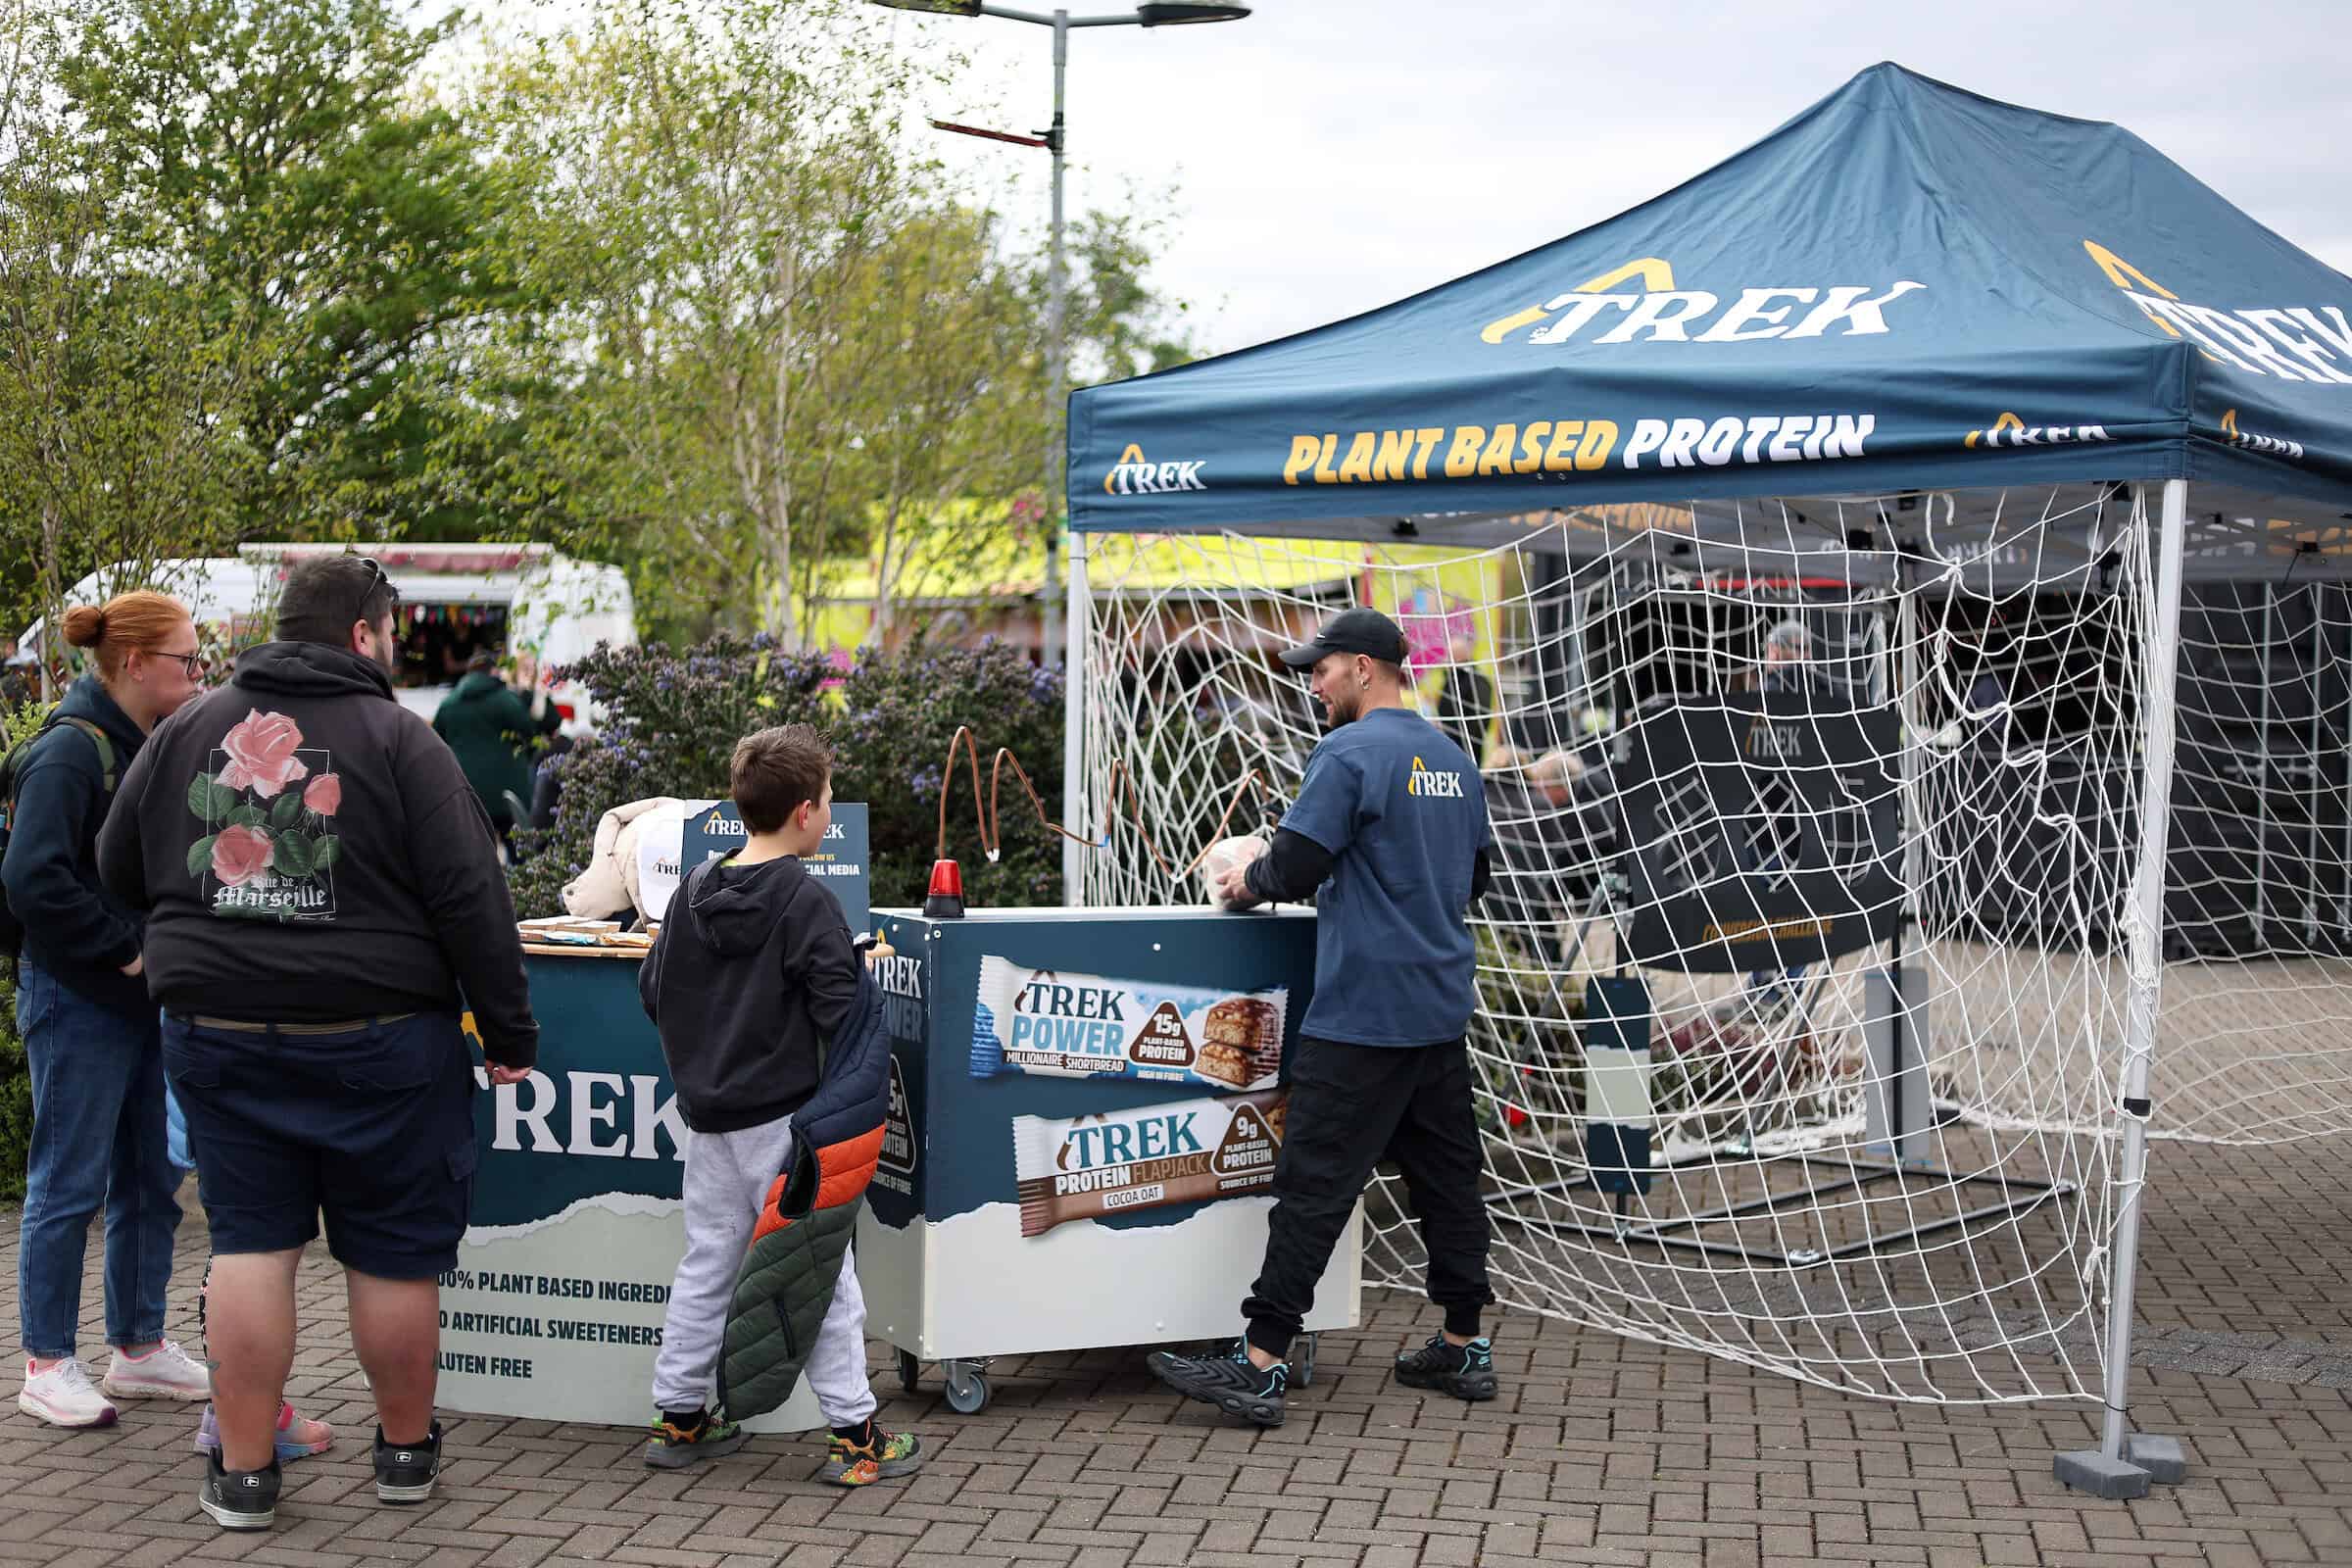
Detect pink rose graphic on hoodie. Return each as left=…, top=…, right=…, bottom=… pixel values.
left=218, top=710, right=311, bottom=799
left=185, top=709, right=344, bottom=922
left=210, top=824, right=275, bottom=888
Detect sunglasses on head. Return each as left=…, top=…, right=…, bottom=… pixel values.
left=350, top=556, right=401, bottom=624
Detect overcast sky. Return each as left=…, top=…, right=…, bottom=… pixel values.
left=485, top=0, right=2352, bottom=362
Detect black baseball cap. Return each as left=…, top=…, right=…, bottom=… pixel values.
left=1278, top=607, right=1409, bottom=669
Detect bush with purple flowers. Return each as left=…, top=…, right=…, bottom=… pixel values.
left=835, top=638, right=1064, bottom=910
left=508, top=635, right=1064, bottom=919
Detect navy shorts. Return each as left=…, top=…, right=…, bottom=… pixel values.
left=163, top=1011, right=479, bottom=1280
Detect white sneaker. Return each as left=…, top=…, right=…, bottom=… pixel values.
left=101, top=1340, right=212, bottom=1401
left=19, top=1358, right=120, bottom=1428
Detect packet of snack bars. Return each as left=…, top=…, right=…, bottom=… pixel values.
left=1014, top=1088, right=1288, bottom=1237
left=969, top=955, right=1286, bottom=1091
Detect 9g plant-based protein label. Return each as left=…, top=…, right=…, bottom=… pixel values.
left=970, top=956, right=1287, bottom=1091
left=1013, top=1089, right=1288, bottom=1238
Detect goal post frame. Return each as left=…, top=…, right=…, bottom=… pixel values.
left=1063, top=481, right=2201, bottom=1497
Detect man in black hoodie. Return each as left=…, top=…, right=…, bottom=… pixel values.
left=98, top=555, right=537, bottom=1531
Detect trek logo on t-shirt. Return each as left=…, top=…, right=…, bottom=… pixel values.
left=1405, top=755, right=1466, bottom=799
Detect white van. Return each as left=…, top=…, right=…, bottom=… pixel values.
left=18, top=543, right=634, bottom=736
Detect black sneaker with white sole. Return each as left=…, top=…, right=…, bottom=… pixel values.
left=199, top=1450, right=281, bottom=1531
left=373, top=1420, right=442, bottom=1503
left=1393, top=1335, right=1498, bottom=1400
left=1145, top=1341, right=1289, bottom=1427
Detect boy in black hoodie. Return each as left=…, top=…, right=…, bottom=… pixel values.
left=637, top=724, right=919, bottom=1485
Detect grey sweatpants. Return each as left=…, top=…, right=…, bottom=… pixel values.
left=651, top=1113, right=877, bottom=1427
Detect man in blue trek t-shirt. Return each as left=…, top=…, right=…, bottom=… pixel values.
left=1147, top=608, right=1498, bottom=1429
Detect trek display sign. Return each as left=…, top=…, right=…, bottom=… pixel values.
left=447, top=956, right=824, bottom=1431
left=679, top=800, right=871, bottom=938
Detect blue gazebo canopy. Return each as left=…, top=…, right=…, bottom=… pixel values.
left=1067, top=63, right=2352, bottom=570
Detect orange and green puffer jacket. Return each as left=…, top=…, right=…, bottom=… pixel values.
left=716, top=964, right=891, bottom=1419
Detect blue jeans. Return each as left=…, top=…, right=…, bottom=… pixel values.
left=166, top=1085, right=195, bottom=1178
left=15, top=959, right=184, bottom=1359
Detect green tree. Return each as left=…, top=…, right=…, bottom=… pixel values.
left=53, top=0, right=543, bottom=538
left=809, top=204, right=1042, bottom=646
left=447, top=1, right=1203, bottom=648
left=0, top=0, right=263, bottom=656
left=450, top=0, right=946, bottom=646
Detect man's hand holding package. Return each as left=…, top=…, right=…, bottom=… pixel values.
left=1203, top=836, right=1269, bottom=911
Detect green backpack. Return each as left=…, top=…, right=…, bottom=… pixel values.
left=0, top=713, right=120, bottom=974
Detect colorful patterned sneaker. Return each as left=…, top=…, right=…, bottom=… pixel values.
left=1145, top=1340, right=1289, bottom=1427
left=643, top=1410, right=747, bottom=1470
left=372, top=1420, right=442, bottom=1503
left=18, top=1357, right=118, bottom=1428
left=198, top=1450, right=280, bottom=1532
left=1393, top=1335, right=1498, bottom=1401
left=194, top=1401, right=335, bottom=1463
left=821, top=1427, right=923, bottom=1487
left=101, top=1339, right=211, bottom=1401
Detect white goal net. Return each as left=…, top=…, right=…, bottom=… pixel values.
left=1071, top=483, right=2352, bottom=1401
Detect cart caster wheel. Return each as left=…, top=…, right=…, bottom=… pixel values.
left=943, top=1367, right=990, bottom=1414
left=1293, top=1334, right=1317, bottom=1389
left=897, top=1350, right=922, bottom=1395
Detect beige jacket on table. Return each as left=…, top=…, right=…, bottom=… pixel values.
left=561, top=795, right=682, bottom=921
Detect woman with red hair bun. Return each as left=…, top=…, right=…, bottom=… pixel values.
left=3, top=591, right=211, bottom=1429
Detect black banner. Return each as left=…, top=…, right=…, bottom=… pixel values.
left=1615, top=693, right=1902, bottom=972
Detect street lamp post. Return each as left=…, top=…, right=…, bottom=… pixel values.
left=873, top=1, right=1249, bottom=905
left=877, top=3, right=1246, bottom=670
left=1043, top=12, right=1067, bottom=680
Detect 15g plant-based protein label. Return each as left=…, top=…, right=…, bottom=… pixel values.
left=970, top=956, right=1286, bottom=1091
left=1013, top=1089, right=1288, bottom=1237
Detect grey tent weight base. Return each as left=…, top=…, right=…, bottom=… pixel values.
left=2054, top=1434, right=2188, bottom=1501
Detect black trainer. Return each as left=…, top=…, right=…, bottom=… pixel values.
left=373, top=1420, right=442, bottom=1503
left=199, top=1450, right=281, bottom=1531
left=1146, top=1340, right=1288, bottom=1427
left=1394, top=1335, right=1498, bottom=1400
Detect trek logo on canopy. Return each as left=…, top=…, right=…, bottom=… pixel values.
left=1478, top=257, right=1926, bottom=348
left=1406, top=756, right=1465, bottom=799
left=2218, top=408, right=2305, bottom=461
left=1102, top=442, right=1207, bottom=496
left=1964, top=412, right=2114, bottom=450
left=2083, top=240, right=2352, bottom=387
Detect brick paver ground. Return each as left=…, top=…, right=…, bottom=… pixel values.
left=7, top=1128, right=2352, bottom=1566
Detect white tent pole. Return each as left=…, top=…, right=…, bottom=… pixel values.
left=2257, top=584, right=2274, bottom=947
left=1871, top=560, right=1926, bottom=1161
left=2310, top=597, right=2326, bottom=946
left=2063, top=476, right=2190, bottom=1496
left=1061, top=530, right=1092, bottom=906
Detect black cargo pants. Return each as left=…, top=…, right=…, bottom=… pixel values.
left=1242, top=1034, right=1494, bottom=1358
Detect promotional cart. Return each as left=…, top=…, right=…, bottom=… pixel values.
left=435, top=946, right=823, bottom=1431
left=859, top=905, right=1360, bottom=1414
left=431, top=807, right=872, bottom=1432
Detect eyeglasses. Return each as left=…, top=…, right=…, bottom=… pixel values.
left=157, top=652, right=207, bottom=680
